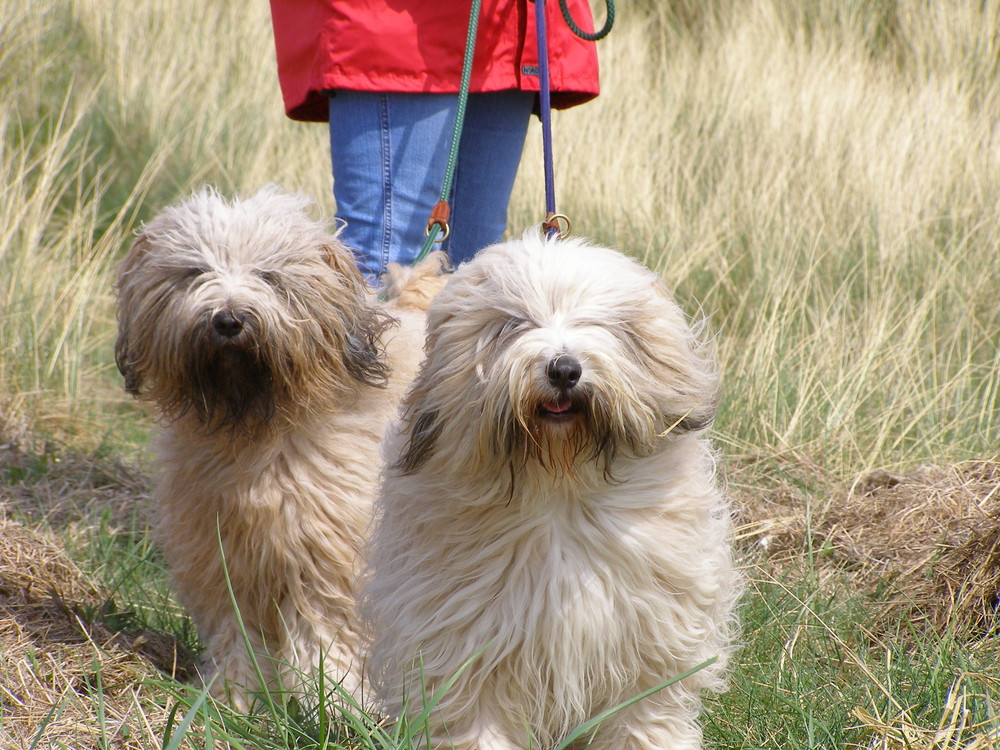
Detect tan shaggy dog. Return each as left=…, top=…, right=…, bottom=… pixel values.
left=361, top=231, right=741, bottom=750
left=115, top=186, right=442, bottom=709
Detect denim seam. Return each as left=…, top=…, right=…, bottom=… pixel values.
left=378, top=93, right=392, bottom=279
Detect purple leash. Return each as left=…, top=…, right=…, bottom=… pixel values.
left=534, top=0, right=567, bottom=239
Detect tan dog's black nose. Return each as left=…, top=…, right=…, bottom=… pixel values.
left=212, top=310, right=244, bottom=338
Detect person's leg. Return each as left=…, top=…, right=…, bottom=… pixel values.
left=328, top=91, right=455, bottom=284
left=446, top=91, right=535, bottom=265
left=328, top=90, right=534, bottom=282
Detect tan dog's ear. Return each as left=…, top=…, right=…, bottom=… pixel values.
left=320, top=241, right=394, bottom=388
left=114, top=233, right=154, bottom=395
left=341, top=311, right=392, bottom=389
left=118, top=230, right=154, bottom=276
left=322, top=241, right=366, bottom=287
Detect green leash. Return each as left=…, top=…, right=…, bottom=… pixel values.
left=414, top=0, right=484, bottom=264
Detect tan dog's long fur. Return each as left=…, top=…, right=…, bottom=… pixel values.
left=362, top=232, right=741, bottom=749
left=116, top=186, right=443, bottom=708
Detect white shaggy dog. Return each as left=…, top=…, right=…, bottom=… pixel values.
left=362, top=232, right=741, bottom=749
left=115, top=186, right=442, bottom=709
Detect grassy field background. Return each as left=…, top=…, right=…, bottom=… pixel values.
left=1, top=0, right=999, bottom=747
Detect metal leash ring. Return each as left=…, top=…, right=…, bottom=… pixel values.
left=542, top=213, right=572, bottom=240
left=425, top=220, right=450, bottom=244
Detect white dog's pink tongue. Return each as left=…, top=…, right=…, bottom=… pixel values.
left=545, top=397, right=572, bottom=414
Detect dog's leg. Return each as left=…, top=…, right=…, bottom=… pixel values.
left=202, top=624, right=275, bottom=712
left=586, top=690, right=704, bottom=750
left=429, top=722, right=521, bottom=750
left=276, top=615, right=363, bottom=700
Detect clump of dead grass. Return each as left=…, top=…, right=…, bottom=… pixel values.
left=0, top=432, right=198, bottom=747
left=739, top=461, right=1000, bottom=636
left=852, top=672, right=1000, bottom=750
left=0, top=511, right=195, bottom=747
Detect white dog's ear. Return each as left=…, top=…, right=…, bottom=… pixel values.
left=646, top=278, right=721, bottom=433
left=667, top=396, right=719, bottom=434
left=114, top=232, right=155, bottom=395
left=659, top=349, right=720, bottom=436
left=395, top=408, right=441, bottom=474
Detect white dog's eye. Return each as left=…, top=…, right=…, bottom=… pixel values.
left=616, top=323, right=652, bottom=358
left=256, top=270, right=280, bottom=287
left=499, top=317, right=531, bottom=337
left=477, top=317, right=532, bottom=369
left=181, top=267, right=209, bottom=284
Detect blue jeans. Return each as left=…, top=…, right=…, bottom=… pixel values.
left=328, top=90, right=535, bottom=284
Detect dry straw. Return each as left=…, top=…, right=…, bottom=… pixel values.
left=0, top=436, right=194, bottom=747
left=0, top=513, right=191, bottom=748
left=852, top=674, right=1000, bottom=750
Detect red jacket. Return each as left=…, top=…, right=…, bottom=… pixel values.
left=269, top=0, right=600, bottom=122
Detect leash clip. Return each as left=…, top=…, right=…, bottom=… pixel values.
left=425, top=199, right=451, bottom=243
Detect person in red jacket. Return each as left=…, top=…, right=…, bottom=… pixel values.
left=269, top=0, right=600, bottom=284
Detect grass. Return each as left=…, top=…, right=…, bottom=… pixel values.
left=711, top=571, right=999, bottom=749
left=1, top=0, right=999, bottom=747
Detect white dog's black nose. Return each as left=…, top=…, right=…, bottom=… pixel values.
left=212, top=310, right=244, bottom=338
left=546, top=355, right=582, bottom=390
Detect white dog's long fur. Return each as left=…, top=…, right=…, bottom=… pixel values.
left=115, top=186, right=442, bottom=708
left=362, top=232, right=740, bottom=749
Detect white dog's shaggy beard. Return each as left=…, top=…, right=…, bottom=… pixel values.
left=362, top=232, right=741, bottom=750
left=116, top=186, right=441, bottom=709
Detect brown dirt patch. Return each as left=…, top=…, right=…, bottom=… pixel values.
left=0, top=513, right=197, bottom=748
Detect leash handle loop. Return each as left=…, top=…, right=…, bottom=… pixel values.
left=425, top=199, right=452, bottom=243
left=558, top=0, right=615, bottom=41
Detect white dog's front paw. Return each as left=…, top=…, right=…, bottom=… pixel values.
left=435, top=725, right=520, bottom=750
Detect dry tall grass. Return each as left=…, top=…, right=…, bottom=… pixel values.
left=5, top=0, right=996, bottom=477
left=1, top=0, right=326, bottom=445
